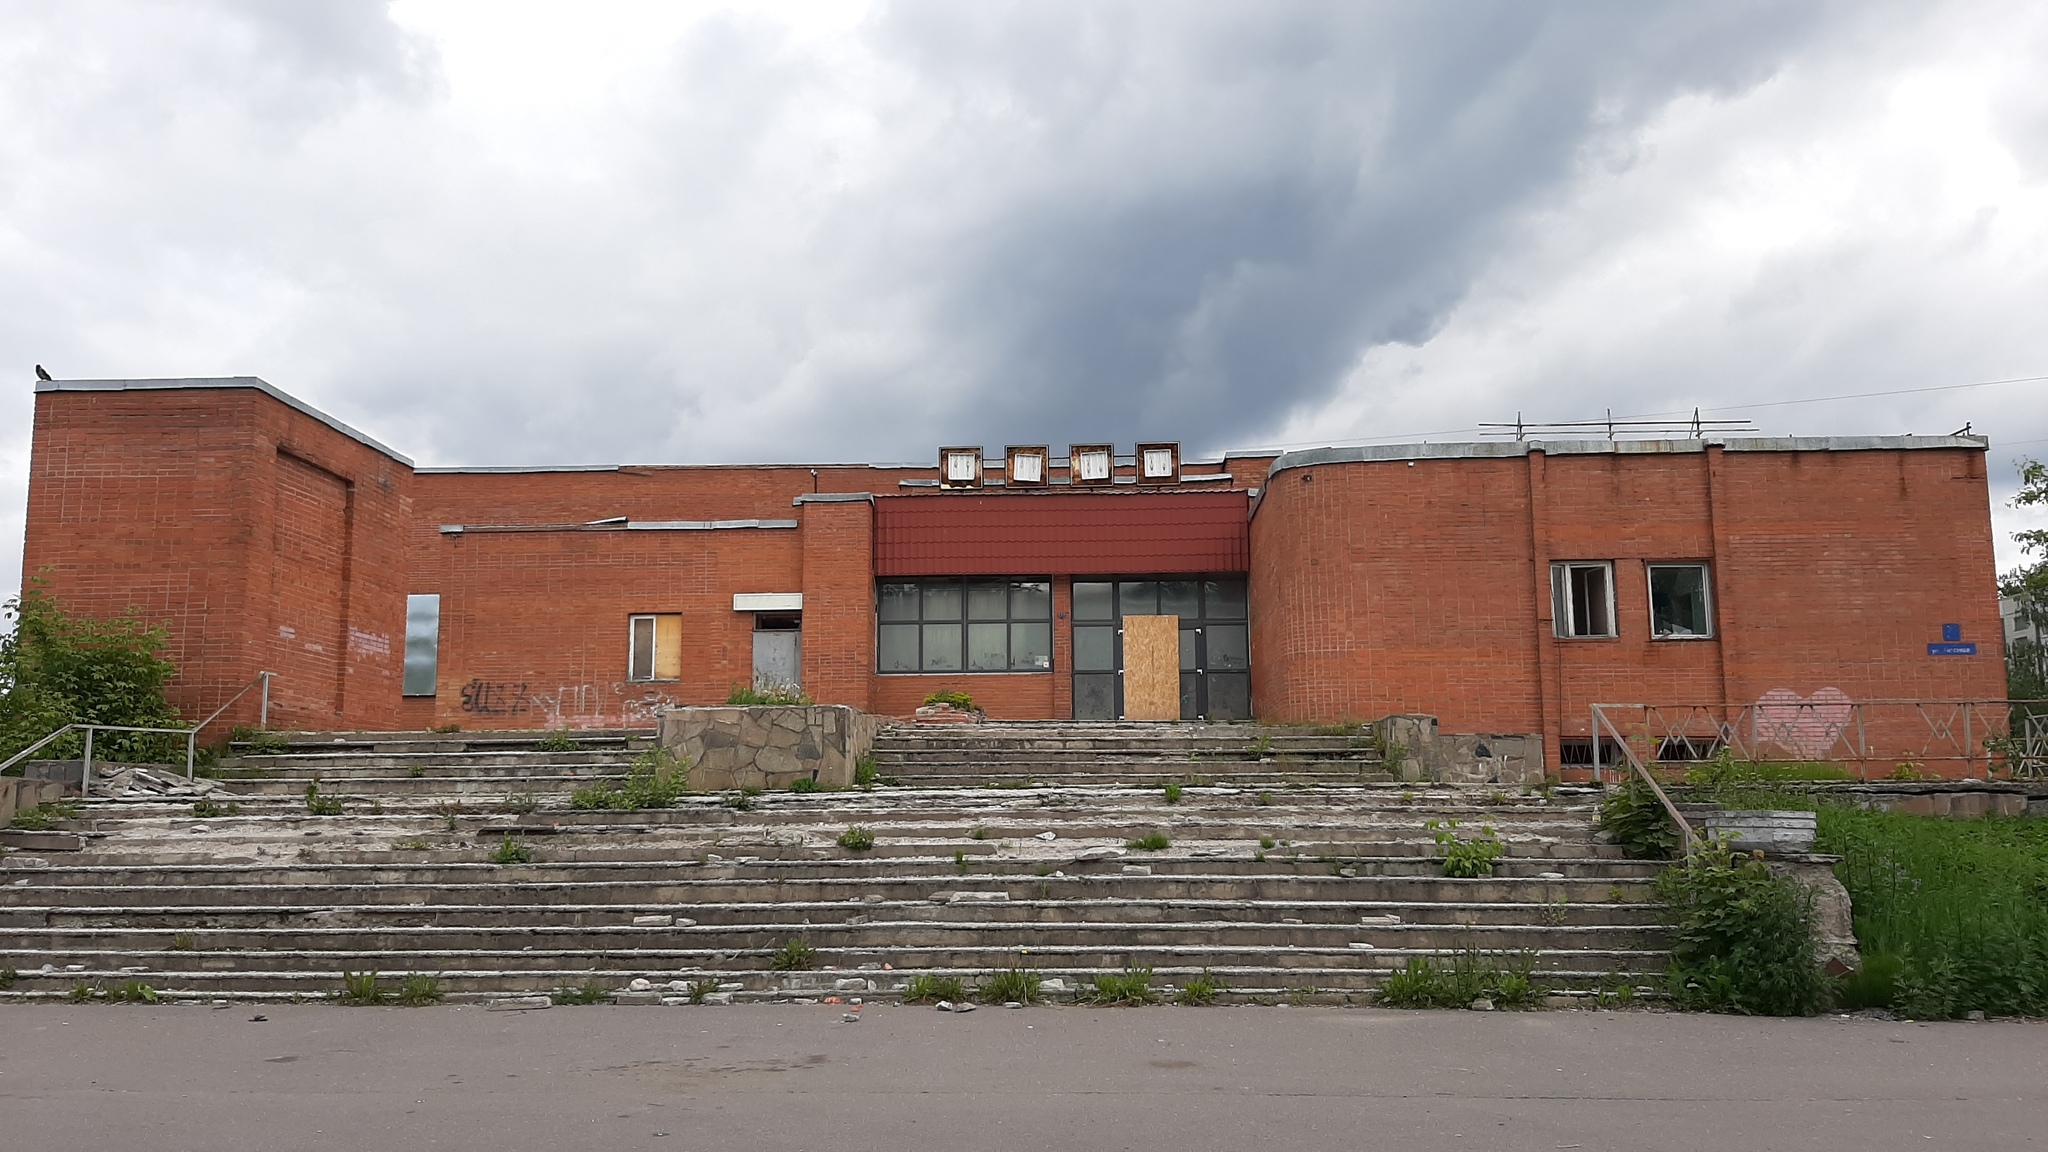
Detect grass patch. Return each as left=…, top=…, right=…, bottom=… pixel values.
left=487, top=837, right=536, bottom=865
left=10, top=802, right=80, bottom=830
left=110, top=979, right=159, bottom=1003
left=535, top=729, right=579, bottom=752
left=397, top=974, right=444, bottom=1006
left=854, top=753, right=879, bottom=788
left=969, top=826, right=988, bottom=840
left=1375, top=951, right=1545, bottom=1010
left=768, top=937, right=817, bottom=971
left=550, top=980, right=611, bottom=1005
left=68, top=981, right=93, bottom=1003
left=1162, top=784, right=1183, bottom=804
left=788, top=777, right=822, bottom=794
left=188, top=798, right=238, bottom=819
left=902, top=973, right=968, bottom=1004
left=1256, top=791, right=1273, bottom=806
left=1174, top=968, right=1225, bottom=1006
left=1818, top=807, right=2048, bottom=1018
left=303, top=783, right=343, bottom=816
left=1258, top=835, right=1276, bottom=849
left=170, top=932, right=198, bottom=951
left=338, top=971, right=386, bottom=1005
left=570, top=748, right=692, bottom=810
left=837, top=825, right=876, bottom=852
left=391, top=837, right=430, bottom=851
left=1079, top=968, right=1158, bottom=1005
left=1127, top=832, right=1170, bottom=851
left=1653, top=840, right=1828, bottom=1016
left=1428, top=820, right=1505, bottom=878
left=977, top=966, right=1042, bottom=1005
left=0, top=966, right=16, bottom=989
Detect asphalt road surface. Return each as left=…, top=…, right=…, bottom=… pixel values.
left=2, top=1002, right=2042, bottom=1151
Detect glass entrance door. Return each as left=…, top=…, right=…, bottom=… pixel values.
left=1070, top=576, right=1249, bottom=720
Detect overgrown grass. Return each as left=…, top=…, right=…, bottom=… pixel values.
left=109, top=979, right=159, bottom=1003
left=570, top=748, right=691, bottom=810
left=1375, top=951, right=1545, bottom=1010
left=977, top=966, right=1042, bottom=1005
left=854, top=753, right=879, bottom=788
left=1174, top=968, right=1225, bottom=1006
left=338, top=970, right=386, bottom=1005
left=837, top=825, right=876, bottom=852
left=1598, top=776, right=1679, bottom=860
left=1078, top=968, right=1158, bottom=1005
left=789, top=777, right=822, bottom=793
left=922, top=690, right=976, bottom=711
left=189, top=797, right=238, bottom=819
left=902, top=973, right=968, bottom=1004
left=396, top=974, right=444, bottom=1006
left=769, top=937, right=817, bottom=971
left=535, top=729, right=579, bottom=752
left=9, top=802, right=80, bottom=830
left=303, top=783, right=343, bottom=816
left=1162, top=783, right=1183, bottom=804
left=1127, top=832, right=1170, bottom=851
left=1653, top=841, right=1828, bottom=1016
left=551, top=980, right=611, bottom=1005
left=487, top=837, right=535, bottom=865
left=1818, top=807, right=2048, bottom=1018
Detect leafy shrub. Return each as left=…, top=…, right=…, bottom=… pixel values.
left=397, top=974, right=444, bottom=1006
left=1174, top=969, right=1225, bottom=1006
left=303, top=784, right=344, bottom=816
left=535, top=729, right=578, bottom=752
left=570, top=748, right=691, bottom=810
left=728, top=682, right=811, bottom=706
left=488, top=837, right=536, bottom=865
left=1653, top=840, right=1828, bottom=1016
left=837, top=825, right=876, bottom=852
left=1079, top=968, right=1158, bottom=1005
left=1819, top=807, right=2048, bottom=1018
left=339, top=971, right=386, bottom=1005
left=1599, top=775, right=1680, bottom=860
left=977, top=966, right=1042, bottom=1005
left=1428, top=820, right=1504, bottom=878
left=1127, top=832, right=1170, bottom=851
left=922, top=690, right=977, bottom=711
left=902, top=973, right=968, bottom=1004
left=1, top=582, right=183, bottom=764
left=769, top=937, right=817, bottom=971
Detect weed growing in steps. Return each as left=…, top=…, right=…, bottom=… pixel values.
left=571, top=748, right=692, bottom=810
left=723, top=792, right=753, bottom=811
left=769, top=937, right=818, bottom=971
left=1256, top=792, right=1273, bottom=806
left=1174, top=969, right=1225, bottom=1006
left=854, top=753, right=879, bottom=788
left=688, top=978, right=719, bottom=1004
left=338, top=971, right=386, bottom=1005
left=303, top=783, right=344, bottom=816
left=488, top=837, right=536, bottom=865
left=408, top=764, right=426, bottom=778
left=954, top=850, right=969, bottom=874
left=1259, top=836, right=1276, bottom=849
left=551, top=980, right=611, bottom=1005
left=110, top=980, right=158, bottom=1003
left=1078, top=968, right=1158, bottom=1006
left=969, top=826, right=988, bottom=840
left=977, top=966, right=1042, bottom=1005
left=1652, top=840, right=1828, bottom=1017
left=170, top=932, right=198, bottom=951
left=11, top=802, right=80, bottom=830
left=837, top=825, right=876, bottom=852
left=1376, top=951, right=1546, bottom=1010
left=68, top=981, right=94, bottom=1003
left=1427, top=819, right=1504, bottom=878
left=501, top=789, right=539, bottom=815
left=188, top=798, right=238, bottom=819
left=396, top=974, right=444, bottom=1006
left=0, top=966, right=16, bottom=989
left=902, top=973, right=968, bottom=1004
left=1127, top=833, right=1170, bottom=851
left=1162, top=784, right=1183, bottom=804
left=789, top=777, right=822, bottom=794
left=391, top=837, right=430, bottom=851
left=535, top=729, right=579, bottom=752
left=1598, top=775, right=1680, bottom=860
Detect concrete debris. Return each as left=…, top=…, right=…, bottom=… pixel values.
left=1033, top=832, right=1057, bottom=841
left=717, top=982, right=746, bottom=992
left=667, top=980, right=691, bottom=992
left=1358, top=914, right=1402, bottom=925
left=1120, top=864, right=1151, bottom=876
left=835, top=978, right=869, bottom=991
left=857, top=963, right=882, bottom=971
left=954, top=1001, right=976, bottom=1012
left=1536, top=871, right=1565, bottom=879
left=487, top=996, right=553, bottom=1011
left=633, top=915, right=674, bottom=927
left=862, top=894, right=885, bottom=903
left=703, top=992, right=736, bottom=1005
left=1469, top=998, right=1495, bottom=1011
left=1281, top=917, right=1304, bottom=925
left=1003, top=1001, right=1023, bottom=1009
left=1040, top=979, right=1067, bottom=993
left=1338, top=867, right=1358, bottom=878
left=1073, top=846, right=1124, bottom=862
left=628, top=977, right=653, bottom=992
left=90, top=766, right=223, bottom=801
left=2, top=857, right=50, bottom=870
left=935, top=1000, right=954, bottom=1011
left=946, top=891, right=1009, bottom=904
left=1348, top=942, right=1375, bottom=950
left=841, top=1012, right=861, bottom=1022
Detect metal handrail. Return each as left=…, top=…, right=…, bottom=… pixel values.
left=1591, top=704, right=1699, bottom=854
left=0, top=671, right=276, bottom=788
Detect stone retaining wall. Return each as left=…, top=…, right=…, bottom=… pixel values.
left=657, top=706, right=883, bottom=791
left=1374, top=715, right=1544, bottom=786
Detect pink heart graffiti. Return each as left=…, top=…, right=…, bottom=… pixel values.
left=1753, top=687, right=1854, bottom=759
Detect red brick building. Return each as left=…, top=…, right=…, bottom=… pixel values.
left=20, top=377, right=2007, bottom=771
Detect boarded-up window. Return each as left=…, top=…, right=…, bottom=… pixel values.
left=629, top=614, right=682, bottom=681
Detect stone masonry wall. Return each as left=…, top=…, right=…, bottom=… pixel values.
left=658, top=705, right=882, bottom=790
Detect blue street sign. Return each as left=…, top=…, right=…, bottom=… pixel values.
left=1927, top=642, right=1977, bottom=656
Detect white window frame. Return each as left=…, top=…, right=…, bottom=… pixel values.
left=1646, top=562, right=1715, bottom=640
left=1550, top=561, right=1617, bottom=639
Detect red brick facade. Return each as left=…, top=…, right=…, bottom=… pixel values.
left=19, top=379, right=2007, bottom=772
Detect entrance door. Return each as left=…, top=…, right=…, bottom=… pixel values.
left=752, top=612, right=802, bottom=691
left=1070, top=577, right=1251, bottom=720
left=1120, top=615, right=1180, bottom=720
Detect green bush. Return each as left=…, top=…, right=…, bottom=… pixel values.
left=854, top=753, right=879, bottom=788
left=1599, top=775, right=1680, bottom=860
left=9, top=802, right=79, bottom=831
left=1161, top=784, right=1183, bottom=804
left=1428, top=820, right=1504, bottom=878
left=1653, top=841, right=1828, bottom=1016
left=789, top=777, right=822, bottom=794
left=570, top=748, right=691, bottom=810
left=1818, top=807, right=2048, bottom=1018
left=1, top=582, right=183, bottom=764
left=902, top=973, right=968, bottom=1004
left=922, top=690, right=977, bottom=711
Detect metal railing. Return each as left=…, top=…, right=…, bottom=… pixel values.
left=1589, top=699, right=2048, bottom=781
left=1590, top=704, right=1698, bottom=853
left=0, top=671, right=275, bottom=789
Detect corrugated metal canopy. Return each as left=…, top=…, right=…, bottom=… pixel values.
left=874, top=490, right=1250, bottom=576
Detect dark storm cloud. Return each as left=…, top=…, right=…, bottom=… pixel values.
left=847, top=0, right=1836, bottom=451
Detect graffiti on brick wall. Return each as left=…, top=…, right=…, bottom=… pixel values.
left=459, top=678, right=676, bottom=726
left=348, top=628, right=391, bottom=658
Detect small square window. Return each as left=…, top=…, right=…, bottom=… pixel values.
left=1069, top=444, right=1113, bottom=484
left=1136, top=441, right=1179, bottom=483
left=1648, top=564, right=1714, bottom=639
left=1550, top=562, right=1615, bottom=638
left=1006, top=446, right=1047, bottom=485
left=940, top=447, right=982, bottom=487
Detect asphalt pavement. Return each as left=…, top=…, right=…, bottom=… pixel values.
left=2, top=1002, right=2042, bottom=1151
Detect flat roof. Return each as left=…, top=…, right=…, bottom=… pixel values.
left=1267, top=434, right=1989, bottom=477
left=36, top=376, right=413, bottom=465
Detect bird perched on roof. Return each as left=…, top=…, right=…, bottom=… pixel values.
left=35, top=364, right=52, bottom=380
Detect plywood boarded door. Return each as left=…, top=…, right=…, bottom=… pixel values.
left=1121, top=615, right=1181, bottom=720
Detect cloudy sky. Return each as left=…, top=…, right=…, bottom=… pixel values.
left=3, top=0, right=2047, bottom=603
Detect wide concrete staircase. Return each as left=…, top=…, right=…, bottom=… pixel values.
left=0, top=724, right=1669, bottom=1005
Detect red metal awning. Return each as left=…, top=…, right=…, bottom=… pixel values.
left=873, top=490, right=1250, bottom=576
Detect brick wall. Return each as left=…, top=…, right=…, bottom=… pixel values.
left=22, top=385, right=410, bottom=732
left=800, top=498, right=877, bottom=712
left=1250, top=444, right=2006, bottom=762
